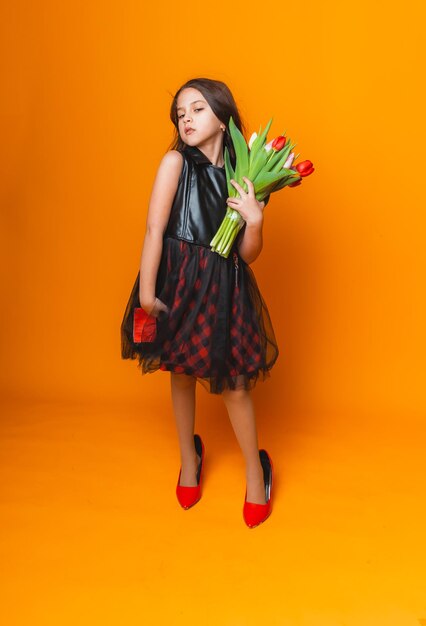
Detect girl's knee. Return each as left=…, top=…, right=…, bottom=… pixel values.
left=221, top=387, right=249, bottom=401
left=170, top=371, right=196, bottom=387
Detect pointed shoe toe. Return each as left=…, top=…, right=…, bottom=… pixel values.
left=243, top=449, right=273, bottom=528
left=176, top=434, right=205, bottom=510
left=176, top=472, right=201, bottom=509
left=243, top=498, right=271, bottom=528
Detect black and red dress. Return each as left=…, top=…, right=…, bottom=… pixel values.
left=121, top=144, right=279, bottom=394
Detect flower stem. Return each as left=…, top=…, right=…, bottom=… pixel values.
left=210, top=206, right=245, bottom=258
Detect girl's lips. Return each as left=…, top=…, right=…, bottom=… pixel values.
left=185, top=129, right=195, bottom=135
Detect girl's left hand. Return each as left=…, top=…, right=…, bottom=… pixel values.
left=227, top=177, right=265, bottom=226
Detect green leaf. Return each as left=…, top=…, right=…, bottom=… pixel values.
left=249, top=146, right=270, bottom=181
left=248, top=133, right=262, bottom=164
left=224, top=146, right=235, bottom=196
left=257, top=117, right=273, bottom=145
left=228, top=116, right=249, bottom=183
left=249, top=118, right=274, bottom=180
left=253, top=169, right=298, bottom=195
left=272, top=175, right=301, bottom=191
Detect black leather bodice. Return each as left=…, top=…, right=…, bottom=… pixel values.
left=163, top=144, right=270, bottom=249
left=164, top=145, right=228, bottom=247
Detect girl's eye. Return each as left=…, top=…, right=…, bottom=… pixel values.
left=178, top=108, right=204, bottom=119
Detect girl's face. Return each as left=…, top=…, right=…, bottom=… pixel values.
left=176, top=88, right=224, bottom=146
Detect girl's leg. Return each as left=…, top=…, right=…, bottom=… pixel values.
left=170, top=372, right=200, bottom=487
left=221, top=387, right=266, bottom=504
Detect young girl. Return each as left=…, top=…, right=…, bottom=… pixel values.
left=121, top=78, right=279, bottom=528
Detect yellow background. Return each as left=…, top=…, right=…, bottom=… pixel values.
left=1, top=0, right=425, bottom=624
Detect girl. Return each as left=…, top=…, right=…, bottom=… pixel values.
left=121, top=78, right=279, bottom=528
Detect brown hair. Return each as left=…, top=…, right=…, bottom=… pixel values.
left=167, top=77, right=246, bottom=167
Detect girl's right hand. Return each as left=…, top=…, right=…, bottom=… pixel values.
left=141, top=296, right=170, bottom=318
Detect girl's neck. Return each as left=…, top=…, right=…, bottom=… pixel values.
left=192, top=141, right=224, bottom=168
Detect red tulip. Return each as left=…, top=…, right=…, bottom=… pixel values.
left=271, top=135, right=287, bottom=151
left=289, top=178, right=302, bottom=187
left=295, top=160, right=314, bottom=176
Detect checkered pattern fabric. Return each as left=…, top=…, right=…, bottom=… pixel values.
left=121, top=236, right=279, bottom=394
left=158, top=239, right=262, bottom=378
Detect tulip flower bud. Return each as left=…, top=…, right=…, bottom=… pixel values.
left=248, top=132, right=257, bottom=150
left=283, top=152, right=295, bottom=169
left=295, top=160, right=315, bottom=176
left=271, top=135, right=286, bottom=151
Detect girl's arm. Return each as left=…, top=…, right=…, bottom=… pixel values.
left=236, top=193, right=270, bottom=264
left=139, top=150, right=183, bottom=311
left=230, top=180, right=269, bottom=265
left=236, top=218, right=264, bottom=265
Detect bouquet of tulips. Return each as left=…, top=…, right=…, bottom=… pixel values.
left=210, top=116, right=315, bottom=258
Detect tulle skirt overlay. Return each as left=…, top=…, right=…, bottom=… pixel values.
left=121, top=237, right=279, bottom=394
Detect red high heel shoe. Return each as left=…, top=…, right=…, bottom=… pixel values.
left=243, top=449, right=273, bottom=528
left=176, top=434, right=205, bottom=509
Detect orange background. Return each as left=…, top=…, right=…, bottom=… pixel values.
left=1, top=1, right=425, bottom=624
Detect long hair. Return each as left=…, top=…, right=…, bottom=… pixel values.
left=167, top=77, right=246, bottom=167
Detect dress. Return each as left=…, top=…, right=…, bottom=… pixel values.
left=120, top=144, right=279, bottom=394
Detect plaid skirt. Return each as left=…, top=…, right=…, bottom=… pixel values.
left=121, top=237, right=279, bottom=394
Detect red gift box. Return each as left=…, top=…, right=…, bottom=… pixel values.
left=133, top=307, right=157, bottom=343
